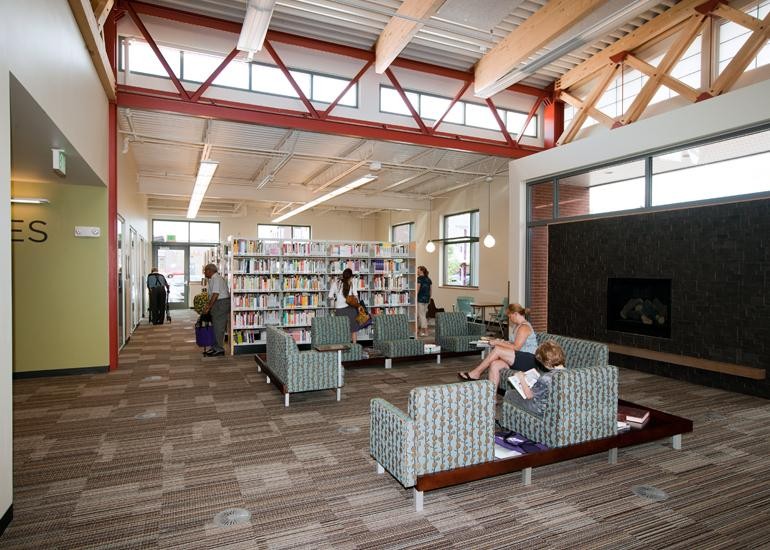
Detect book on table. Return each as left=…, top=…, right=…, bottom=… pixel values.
left=618, top=404, right=650, bottom=428
left=507, top=368, right=540, bottom=399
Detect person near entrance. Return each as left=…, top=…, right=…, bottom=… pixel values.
left=146, top=268, right=169, bottom=325
left=202, top=263, right=230, bottom=357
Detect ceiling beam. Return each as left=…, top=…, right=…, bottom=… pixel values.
left=138, top=176, right=430, bottom=210
left=124, top=0, right=548, bottom=99
left=67, top=0, right=116, bottom=99
left=375, top=0, right=446, bottom=74
left=474, top=0, right=609, bottom=98
left=117, top=86, right=543, bottom=158
left=556, top=0, right=707, bottom=92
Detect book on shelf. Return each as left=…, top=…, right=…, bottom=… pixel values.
left=507, top=368, right=540, bottom=399
left=617, top=404, right=650, bottom=428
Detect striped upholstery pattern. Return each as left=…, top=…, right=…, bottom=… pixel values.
left=311, top=316, right=363, bottom=361
left=499, top=333, right=617, bottom=448
left=373, top=314, right=424, bottom=358
left=266, top=326, right=342, bottom=395
left=435, top=311, right=486, bottom=352
left=370, top=380, right=495, bottom=488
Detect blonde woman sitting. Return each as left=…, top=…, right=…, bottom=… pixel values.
left=457, top=303, right=537, bottom=389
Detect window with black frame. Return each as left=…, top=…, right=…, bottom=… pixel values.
left=442, top=210, right=479, bottom=287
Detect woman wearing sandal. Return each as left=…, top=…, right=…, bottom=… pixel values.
left=458, top=303, right=537, bottom=389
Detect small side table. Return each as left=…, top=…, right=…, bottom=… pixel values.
left=313, top=343, right=350, bottom=397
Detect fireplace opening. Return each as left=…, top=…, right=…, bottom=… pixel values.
left=607, top=278, right=671, bottom=338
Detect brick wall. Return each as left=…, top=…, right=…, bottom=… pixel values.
left=547, top=197, right=770, bottom=398
left=528, top=183, right=590, bottom=331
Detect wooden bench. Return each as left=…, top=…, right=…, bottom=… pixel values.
left=414, top=400, right=692, bottom=495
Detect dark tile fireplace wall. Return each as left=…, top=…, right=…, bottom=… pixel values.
left=547, top=197, right=770, bottom=399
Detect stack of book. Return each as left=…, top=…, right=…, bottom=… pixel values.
left=618, top=404, right=650, bottom=429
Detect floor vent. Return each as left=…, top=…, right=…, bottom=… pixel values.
left=704, top=411, right=727, bottom=422
left=337, top=426, right=360, bottom=434
left=213, top=508, right=252, bottom=527
left=135, top=411, right=160, bottom=420
left=632, top=485, right=668, bottom=501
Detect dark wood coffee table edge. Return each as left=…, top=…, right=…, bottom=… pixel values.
left=415, top=400, right=693, bottom=492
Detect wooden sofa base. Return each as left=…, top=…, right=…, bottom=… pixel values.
left=415, top=399, right=693, bottom=492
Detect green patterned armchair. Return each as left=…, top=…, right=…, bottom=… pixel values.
left=499, top=333, right=617, bottom=448
left=311, top=315, right=363, bottom=361
left=370, top=380, right=495, bottom=511
left=265, top=326, right=343, bottom=407
left=373, top=314, right=423, bottom=368
left=435, top=311, right=486, bottom=352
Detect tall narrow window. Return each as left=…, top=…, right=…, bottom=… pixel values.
left=442, top=211, right=479, bottom=287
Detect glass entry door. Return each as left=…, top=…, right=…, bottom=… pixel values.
left=154, top=245, right=188, bottom=309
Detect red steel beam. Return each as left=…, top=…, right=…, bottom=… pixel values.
left=189, top=47, right=240, bottom=102
left=106, top=11, right=119, bottom=371
left=123, top=0, right=549, bottom=100
left=384, top=68, right=430, bottom=134
left=263, top=40, right=320, bottom=119
left=117, top=86, right=542, bottom=158
left=431, top=80, right=471, bottom=132
left=321, top=59, right=373, bottom=119
left=124, top=1, right=190, bottom=100
left=484, top=97, right=515, bottom=146
left=515, top=96, right=544, bottom=146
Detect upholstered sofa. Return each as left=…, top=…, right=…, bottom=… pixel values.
left=264, top=326, right=343, bottom=406
left=370, top=380, right=495, bottom=511
left=373, top=314, right=423, bottom=368
left=434, top=311, right=486, bottom=352
left=499, top=333, right=617, bottom=448
left=311, top=315, right=363, bottom=361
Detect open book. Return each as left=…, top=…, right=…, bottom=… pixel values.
left=507, top=368, right=540, bottom=399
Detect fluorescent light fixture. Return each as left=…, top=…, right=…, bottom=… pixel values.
left=272, top=175, right=377, bottom=223
left=11, top=197, right=50, bottom=204
left=237, top=0, right=277, bottom=61
left=476, top=0, right=660, bottom=98
left=186, top=161, right=219, bottom=219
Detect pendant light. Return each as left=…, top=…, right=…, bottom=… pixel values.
left=425, top=197, right=436, bottom=253
left=483, top=176, right=496, bottom=248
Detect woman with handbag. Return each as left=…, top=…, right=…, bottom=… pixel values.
left=328, top=267, right=361, bottom=342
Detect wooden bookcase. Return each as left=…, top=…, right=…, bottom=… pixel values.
left=226, top=238, right=416, bottom=354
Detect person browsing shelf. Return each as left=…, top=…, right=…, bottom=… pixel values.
left=507, top=341, right=566, bottom=416
left=416, top=265, right=432, bottom=337
left=328, top=267, right=360, bottom=343
left=202, top=263, right=230, bottom=357
left=457, top=303, right=538, bottom=388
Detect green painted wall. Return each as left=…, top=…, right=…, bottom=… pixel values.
left=11, top=180, right=109, bottom=372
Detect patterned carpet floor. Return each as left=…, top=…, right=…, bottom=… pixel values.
left=2, top=310, right=770, bottom=549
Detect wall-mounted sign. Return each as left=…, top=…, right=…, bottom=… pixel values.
left=52, top=148, right=66, bottom=177
left=74, top=226, right=101, bottom=238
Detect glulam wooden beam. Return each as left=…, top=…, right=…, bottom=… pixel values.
left=375, top=0, right=446, bottom=74
left=68, top=0, right=116, bottom=99
left=475, top=0, right=608, bottom=98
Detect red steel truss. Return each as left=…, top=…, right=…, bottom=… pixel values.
left=113, top=0, right=550, bottom=158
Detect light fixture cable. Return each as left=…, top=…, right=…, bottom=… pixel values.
left=483, top=177, right=496, bottom=248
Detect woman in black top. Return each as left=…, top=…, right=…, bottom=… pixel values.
left=416, top=266, right=432, bottom=337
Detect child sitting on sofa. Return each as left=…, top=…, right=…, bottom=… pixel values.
left=507, top=341, right=566, bottom=416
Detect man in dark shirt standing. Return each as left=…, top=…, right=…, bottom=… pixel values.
left=147, top=268, right=169, bottom=325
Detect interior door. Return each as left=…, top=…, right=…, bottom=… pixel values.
left=154, top=245, right=188, bottom=310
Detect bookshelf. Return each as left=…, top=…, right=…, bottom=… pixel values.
left=226, top=238, right=416, bottom=354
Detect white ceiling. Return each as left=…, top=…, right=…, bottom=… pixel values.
left=119, top=0, right=680, bottom=216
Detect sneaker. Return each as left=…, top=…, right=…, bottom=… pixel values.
left=204, top=349, right=224, bottom=357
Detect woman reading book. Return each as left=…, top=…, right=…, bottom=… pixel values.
left=457, top=303, right=538, bottom=388
left=508, top=341, right=566, bottom=416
